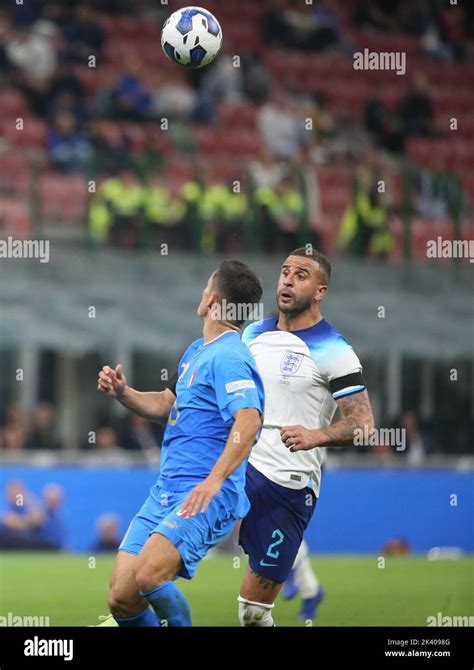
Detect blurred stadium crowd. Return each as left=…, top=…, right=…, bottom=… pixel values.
left=0, top=478, right=122, bottom=551
left=0, top=0, right=473, bottom=257
left=0, top=401, right=163, bottom=454
left=0, top=399, right=460, bottom=460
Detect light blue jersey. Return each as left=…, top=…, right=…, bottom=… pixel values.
left=120, top=330, right=264, bottom=579
left=158, top=330, right=264, bottom=495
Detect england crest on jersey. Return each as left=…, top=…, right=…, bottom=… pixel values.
left=280, top=351, right=304, bottom=375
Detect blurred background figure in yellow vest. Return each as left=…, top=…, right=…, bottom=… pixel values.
left=339, top=165, right=394, bottom=259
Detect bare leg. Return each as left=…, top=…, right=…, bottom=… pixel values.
left=107, top=550, right=149, bottom=619
left=134, top=532, right=183, bottom=592
left=134, top=533, right=191, bottom=627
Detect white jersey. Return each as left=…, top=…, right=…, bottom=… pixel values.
left=242, top=316, right=365, bottom=497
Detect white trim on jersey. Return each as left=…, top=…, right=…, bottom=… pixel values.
left=332, top=384, right=366, bottom=400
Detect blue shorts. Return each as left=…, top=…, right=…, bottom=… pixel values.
left=239, top=463, right=317, bottom=583
left=120, top=483, right=249, bottom=579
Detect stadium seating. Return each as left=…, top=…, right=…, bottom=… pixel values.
left=0, top=199, right=32, bottom=238
left=39, top=174, right=88, bottom=225
left=0, top=0, right=471, bottom=256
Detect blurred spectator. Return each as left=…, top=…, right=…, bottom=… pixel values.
left=45, top=62, right=85, bottom=120
left=9, top=0, right=44, bottom=28
left=95, top=426, right=120, bottom=451
left=398, top=411, right=438, bottom=466
left=415, top=164, right=463, bottom=221
left=0, top=480, right=45, bottom=549
left=88, top=119, right=132, bottom=176
left=353, top=0, right=401, bottom=32
left=398, top=72, right=434, bottom=139
left=6, top=21, right=58, bottom=87
left=305, top=91, right=336, bottom=143
left=439, top=4, right=467, bottom=61
left=119, top=413, right=163, bottom=454
left=0, top=405, right=30, bottom=451
left=398, top=0, right=433, bottom=36
left=255, top=174, right=305, bottom=254
left=62, top=5, right=105, bottom=63
left=422, top=21, right=453, bottom=62
left=37, top=483, right=66, bottom=550
left=248, top=147, right=288, bottom=190
left=88, top=169, right=144, bottom=247
left=364, top=82, right=404, bottom=153
left=201, top=52, right=243, bottom=104
left=111, top=66, right=151, bottom=121
left=258, top=87, right=305, bottom=160
left=339, top=163, right=393, bottom=258
left=47, top=110, right=92, bottom=173
left=241, top=51, right=272, bottom=105
left=92, top=513, right=120, bottom=552
left=143, top=173, right=187, bottom=248
left=262, top=0, right=342, bottom=52
left=48, top=91, right=89, bottom=131
left=201, top=180, right=249, bottom=253
left=26, top=401, right=62, bottom=450
left=150, top=70, right=198, bottom=121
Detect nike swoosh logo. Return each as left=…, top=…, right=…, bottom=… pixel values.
left=259, top=559, right=278, bottom=567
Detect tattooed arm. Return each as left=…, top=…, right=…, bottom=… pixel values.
left=280, top=390, right=374, bottom=452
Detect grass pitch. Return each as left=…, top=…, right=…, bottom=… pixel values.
left=0, top=552, right=472, bottom=627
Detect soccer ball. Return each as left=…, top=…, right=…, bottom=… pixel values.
left=161, top=6, right=223, bottom=69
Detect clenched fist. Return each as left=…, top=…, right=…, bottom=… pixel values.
left=97, top=364, right=126, bottom=398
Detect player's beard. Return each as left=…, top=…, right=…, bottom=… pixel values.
left=276, top=291, right=313, bottom=317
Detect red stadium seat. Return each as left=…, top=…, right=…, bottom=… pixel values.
left=39, top=174, right=88, bottom=225
left=0, top=89, right=29, bottom=117
left=0, top=154, right=31, bottom=196
left=0, top=199, right=32, bottom=238
left=218, top=103, right=258, bottom=129
left=2, top=118, right=47, bottom=150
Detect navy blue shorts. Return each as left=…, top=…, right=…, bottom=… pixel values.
left=239, top=462, right=317, bottom=583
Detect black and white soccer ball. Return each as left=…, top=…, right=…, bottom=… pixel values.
left=161, top=6, right=223, bottom=69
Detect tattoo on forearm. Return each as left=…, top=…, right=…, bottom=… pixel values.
left=320, top=391, right=374, bottom=446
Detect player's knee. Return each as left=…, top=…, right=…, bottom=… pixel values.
left=134, top=563, right=166, bottom=594
left=108, top=586, right=137, bottom=619
left=237, top=596, right=275, bottom=627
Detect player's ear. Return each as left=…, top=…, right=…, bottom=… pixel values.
left=315, top=285, right=328, bottom=301
left=206, top=291, right=220, bottom=310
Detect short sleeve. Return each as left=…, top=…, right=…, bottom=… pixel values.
left=212, top=353, right=264, bottom=423
left=317, top=338, right=365, bottom=400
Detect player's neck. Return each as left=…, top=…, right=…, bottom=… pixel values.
left=277, top=309, right=323, bottom=332
left=202, top=317, right=239, bottom=343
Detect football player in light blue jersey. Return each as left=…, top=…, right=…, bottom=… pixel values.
left=96, top=260, right=264, bottom=627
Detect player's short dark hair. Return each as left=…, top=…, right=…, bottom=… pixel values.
left=288, top=247, right=331, bottom=285
left=212, top=260, right=263, bottom=327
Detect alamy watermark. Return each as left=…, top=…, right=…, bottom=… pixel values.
left=0, top=236, right=50, bottom=263
left=0, top=612, right=50, bottom=626
left=210, top=299, right=263, bottom=323
left=354, top=426, right=406, bottom=451
left=426, top=612, right=474, bottom=627
left=353, top=48, right=406, bottom=75
left=426, top=237, right=474, bottom=263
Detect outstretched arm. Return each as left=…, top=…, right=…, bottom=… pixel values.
left=97, top=364, right=176, bottom=423
left=281, top=389, right=374, bottom=452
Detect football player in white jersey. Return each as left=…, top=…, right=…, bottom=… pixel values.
left=237, top=247, right=374, bottom=626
